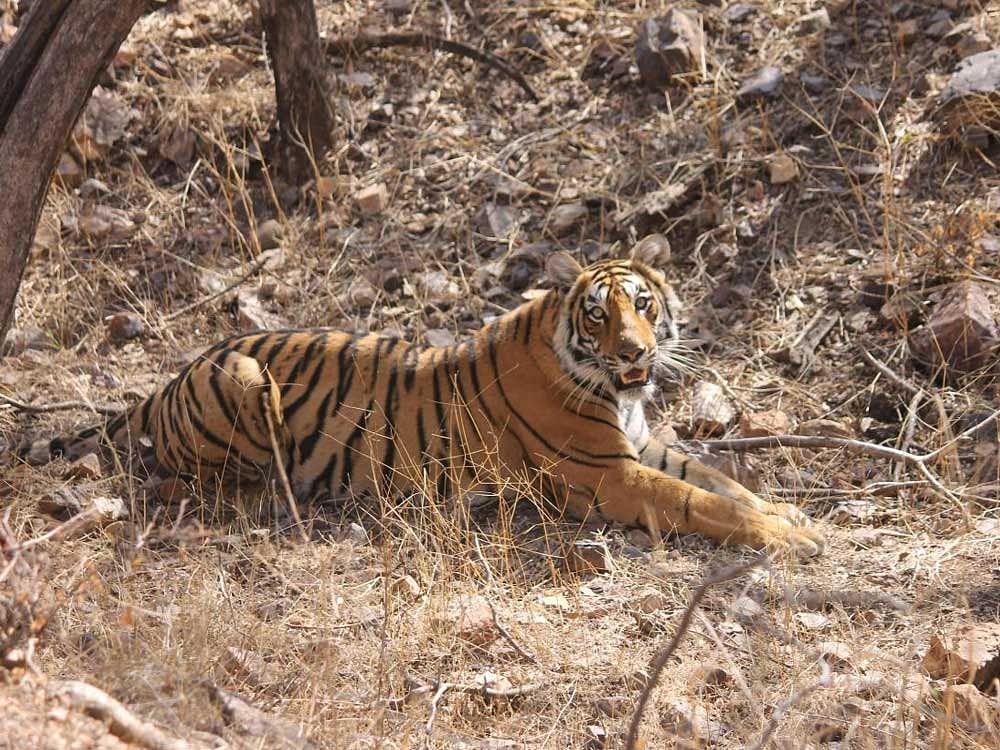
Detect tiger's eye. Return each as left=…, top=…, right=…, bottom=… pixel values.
left=635, top=297, right=650, bottom=312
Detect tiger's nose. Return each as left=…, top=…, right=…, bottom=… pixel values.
left=619, top=344, right=647, bottom=363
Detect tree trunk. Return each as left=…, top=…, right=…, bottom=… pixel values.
left=258, top=0, right=335, bottom=185
left=0, top=0, right=149, bottom=343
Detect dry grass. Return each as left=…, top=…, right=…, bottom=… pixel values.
left=3, top=0, right=1000, bottom=747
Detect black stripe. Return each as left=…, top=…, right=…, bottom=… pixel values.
left=679, top=458, right=688, bottom=482
left=683, top=487, right=692, bottom=524
left=659, top=450, right=669, bottom=472
left=380, top=362, right=402, bottom=491
left=258, top=332, right=294, bottom=367
left=522, top=308, right=534, bottom=343
left=283, top=335, right=344, bottom=423
left=416, top=407, right=428, bottom=460
left=369, top=337, right=400, bottom=388
left=281, top=335, right=326, bottom=400
left=402, top=344, right=420, bottom=391
left=486, top=336, right=633, bottom=467
left=247, top=334, right=271, bottom=358
left=137, top=395, right=155, bottom=434
left=309, top=450, right=339, bottom=499
left=297, top=390, right=334, bottom=465
left=339, top=397, right=375, bottom=492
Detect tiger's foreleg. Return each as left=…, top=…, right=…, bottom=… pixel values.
left=560, top=460, right=823, bottom=555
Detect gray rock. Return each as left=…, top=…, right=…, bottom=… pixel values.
left=737, top=67, right=784, bottom=100
left=635, top=9, right=706, bottom=88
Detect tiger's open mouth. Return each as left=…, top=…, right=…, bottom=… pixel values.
left=617, top=367, right=650, bottom=390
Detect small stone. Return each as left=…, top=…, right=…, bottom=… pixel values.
left=956, top=33, right=992, bottom=60
left=627, top=528, right=654, bottom=548
left=236, top=289, right=287, bottom=332
left=737, top=67, right=784, bottom=100
left=433, top=594, right=497, bottom=647
left=549, top=203, right=588, bottom=234
left=255, top=219, right=283, bottom=250
left=724, top=3, right=756, bottom=23
left=690, top=381, right=734, bottom=436
left=415, top=271, right=460, bottom=305
left=798, top=8, right=831, bottom=32
left=38, top=487, right=84, bottom=518
left=818, top=641, right=856, bottom=670
left=944, top=684, right=999, bottom=731
left=107, top=312, right=145, bottom=343
left=795, top=611, right=832, bottom=630
left=2, top=325, right=53, bottom=356
left=828, top=499, right=880, bottom=524
left=635, top=9, right=706, bottom=88
left=660, top=698, right=725, bottom=743
left=691, top=664, right=734, bottom=688
left=157, top=125, right=197, bottom=166
left=65, top=453, right=102, bottom=480
left=739, top=409, right=792, bottom=437
left=223, top=647, right=280, bottom=688
left=477, top=202, right=519, bottom=239
left=596, top=695, right=629, bottom=718
left=354, top=183, right=389, bottom=215
left=800, top=71, right=831, bottom=93
left=909, top=280, right=998, bottom=372
left=922, top=623, right=1000, bottom=690
left=390, top=574, right=421, bottom=598
left=896, top=18, right=920, bottom=45
left=114, top=43, right=137, bottom=68
left=585, top=725, right=608, bottom=749
left=848, top=527, right=884, bottom=548
left=767, top=153, right=799, bottom=184
left=565, top=540, right=613, bottom=574
left=345, top=522, right=369, bottom=545
left=77, top=205, right=135, bottom=242
left=797, top=418, right=853, bottom=438
left=732, top=595, right=764, bottom=620
left=925, top=17, right=953, bottom=40
left=78, top=178, right=110, bottom=200
left=637, top=591, right=669, bottom=613
left=342, top=278, right=378, bottom=311
left=423, top=328, right=456, bottom=348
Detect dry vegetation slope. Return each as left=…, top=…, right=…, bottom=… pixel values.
left=2, top=0, right=1000, bottom=747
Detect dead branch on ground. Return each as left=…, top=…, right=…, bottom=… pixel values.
left=0, top=393, right=120, bottom=417
left=325, top=32, right=538, bottom=102
left=625, top=554, right=768, bottom=750
left=55, top=680, right=203, bottom=750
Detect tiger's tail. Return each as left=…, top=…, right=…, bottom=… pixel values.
left=16, top=394, right=156, bottom=466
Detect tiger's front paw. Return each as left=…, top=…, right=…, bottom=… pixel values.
left=749, top=504, right=824, bottom=557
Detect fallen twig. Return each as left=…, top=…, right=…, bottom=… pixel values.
left=488, top=600, right=539, bottom=665
left=625, top=554, right=767, bottom=750
left=700, top=405, right=1000, bottom=466
left=55, top=680, right=201, bottom=750
left=325, top=32, right=538, bottom=102
left=0, top=393, right=119, bottom=416
left=163, top=252, right=272, bottom=322
left=746, top=659, right=833, bottom=750
left=4, top=507, right=104, bottom=554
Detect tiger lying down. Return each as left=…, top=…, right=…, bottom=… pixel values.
left=26, top=236, right=823, bottom=555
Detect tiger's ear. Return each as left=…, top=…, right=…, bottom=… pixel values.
left=629, top=234, right=671, bottom=268
left=545, top=252, right=584, bottom=289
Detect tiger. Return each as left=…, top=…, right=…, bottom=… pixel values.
left=19, top=235, right=823, bottom=555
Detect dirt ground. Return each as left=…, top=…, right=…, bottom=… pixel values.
left=3, top=0, right=1000, bottom=748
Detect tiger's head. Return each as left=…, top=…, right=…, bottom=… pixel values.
left=547, top=235, right=686, bottom=401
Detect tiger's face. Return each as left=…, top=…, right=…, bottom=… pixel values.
left=547, top=235, right=684, bottom=400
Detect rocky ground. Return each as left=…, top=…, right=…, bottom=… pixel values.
left=3, top=0, right=1000, bottom=748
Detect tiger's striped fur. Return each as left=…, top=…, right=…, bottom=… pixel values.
left=26, top=238, right=823, bottom=554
